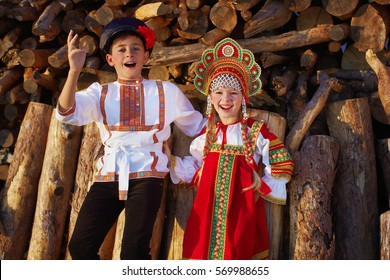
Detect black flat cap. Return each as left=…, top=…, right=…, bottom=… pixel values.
left=99, top=17, right=155, bottom=55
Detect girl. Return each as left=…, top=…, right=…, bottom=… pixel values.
left=164, top=38, right=294, bottom=260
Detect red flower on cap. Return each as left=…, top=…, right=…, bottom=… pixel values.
left=136, top=26, right=156, bottom=50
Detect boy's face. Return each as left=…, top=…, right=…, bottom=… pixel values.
left=105, top=35, right=149, bottom=80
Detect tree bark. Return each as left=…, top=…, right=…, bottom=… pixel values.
left=365, top=49, right=390, bottom=122
left=0, top=102, right=53, bottom=259
left=326, top=97, right=379, bottom=259
left=148, top=24, right=346, bottom=67
left=27, top=112, right=82, bottom=260
left=375, top=139, right=390, bottom=208
left=380, top=210, right=390, bottom=260
left=289, top=135, right=338, bottom=259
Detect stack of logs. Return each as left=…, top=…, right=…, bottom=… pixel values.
left=0, top=0, right=390, bottom=260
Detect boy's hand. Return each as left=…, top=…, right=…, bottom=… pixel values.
left=67, top=30, right=86, bottom=73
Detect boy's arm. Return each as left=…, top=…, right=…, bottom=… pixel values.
left=57, top=30, right=86, bottom=112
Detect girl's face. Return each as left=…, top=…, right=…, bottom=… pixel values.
left=105, top=35, right=149, bottom=80
left=210, top=87, right=243, bottom=125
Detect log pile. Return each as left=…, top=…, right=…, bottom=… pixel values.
left=1, top=0, right=390, bottom=260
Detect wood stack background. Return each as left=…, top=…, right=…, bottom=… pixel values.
left=0, top=0, right=390, bottom=260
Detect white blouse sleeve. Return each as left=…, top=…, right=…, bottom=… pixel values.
left=169, top=135, right=204, bottom=184
left=55, top=82, right=102, bottom=126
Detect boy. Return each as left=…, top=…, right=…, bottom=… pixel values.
left=56, top=17, right=205, bottom=260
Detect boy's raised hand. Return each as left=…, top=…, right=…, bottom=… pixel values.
left=67, top=30, right=86, bottom=73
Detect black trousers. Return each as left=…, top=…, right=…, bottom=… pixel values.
left=68, top=178, right=163, bottom=260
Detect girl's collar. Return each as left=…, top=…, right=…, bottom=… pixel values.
left=216, top=120, right=240, bottom=127
left=117, top=77, right=143, bottom=85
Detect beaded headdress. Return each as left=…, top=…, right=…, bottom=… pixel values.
left=194, top=37, right=262, bottom=100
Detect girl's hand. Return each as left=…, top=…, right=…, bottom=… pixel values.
left=67, top=30, right=86, bottom=73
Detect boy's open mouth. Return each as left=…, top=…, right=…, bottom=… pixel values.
left=124, top=62, right=136, bottom=68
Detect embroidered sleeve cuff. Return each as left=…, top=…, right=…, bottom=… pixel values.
left=56, top=102, right=76, bottom=116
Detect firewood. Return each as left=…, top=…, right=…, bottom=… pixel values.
left=259, top=51, right=290, bottom=68
left=234, top=0, right=261, bottom=11
left=134, top=2, right=174, bottom=22
left=271, top=65, right=298, bottom=97
left=145, top=16, right=173, bottom=31
left=328, top=41, right=342, bottom=54
left=178, top=0, right=189, bottom=31
left=7, top=5, right=40, bottom=21
left=240, top=9, right=252, bottom=21
left=322, top=0, right=359, bottom=20
left=47, top=44, right=68, bottom=69
left=4, top=83, right=30, bottom=105
left=79, top=34, right=99, bottom=56
left=243, top=0, right=292, bottom=38
left=284, top=0, right=311, bottom=12
left=105, top=0, right=132, bottom=6
left=3, top=103, right=19, bottom=123
left=380, top=211, right=390, bottom=260
left=84, top=10, right=103, bottom=36
left=21, top=37, right=38, bottom=50
left=95, top=3, right=126, bottom=26
left=148, top=24, right=345, bottom=67
left=112, top=210, right=124, bottom=259
left=328, top=23, right=350, bottom=42
left=209, top=1, right=236, bottom=33
left=176, top=5, right=210, bottom=40
left=23, top=67, right=38, bottom=94
left=327, top=97, right=379, bottom=259
left=0, top=68, right=23, bottom=95
left=32, top=68, right=58, bottom=91
left=1, top=48, right=20, bottom=69
left=37, top=17, right=62, bottom=43
left=376, top=139, right=390, bottom=208
left=296, top=6, right=333, bottom=31
left=27, top=112, right=82, bottom=260
left=168, top=63, right=182, bottom=79
left=350, top=3, right=390, bottom=52
left=0, top=147, right=13, bottom=165
left=300, top=49, right=317, bottom=69
left=285, top=72, right=340, bottom=152
left=0, top=25, right=22, bottom=59
left=0, top=164, right=9, bottom=181
left=0, top=129, right=17, bottom=149
left=155, top=26, right=171, bottom=42
left=186, top=0, right=206, bottom=10
left=32, top=0, right=73, bottom=36
left=200, top=28, right=229, bottom=45
left=148, top=65, right=170, bottom=81
left=18, top=48, right=56, bottom=68
left=61, top=9, right=86, bottom=35
left=366, top=49, right=390, bottom=122
left=0, top=102, right=53, bottom=259
left=289, top=135, right=338, bottom=259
